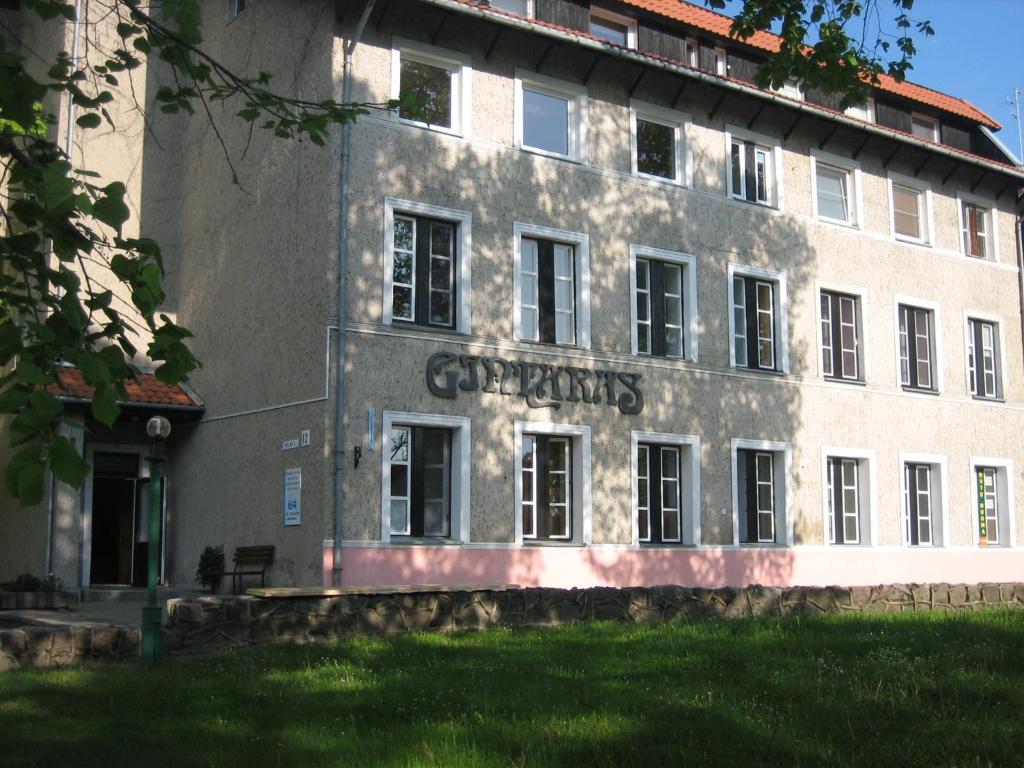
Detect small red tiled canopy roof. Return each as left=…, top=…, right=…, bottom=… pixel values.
left=617, top=0, right=1001, bottom=129
left=48, top=367, right=202, bottom=409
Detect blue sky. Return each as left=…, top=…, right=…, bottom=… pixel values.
left=718, top=1, right=1024, bottom=159
left=908, top=0, right=1022, bottom=156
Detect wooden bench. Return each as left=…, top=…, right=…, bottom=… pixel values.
left=217, top=546, right=275, bottom=594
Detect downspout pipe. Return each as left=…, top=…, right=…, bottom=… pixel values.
left=1016, top=193, right=1024, bottom=372
left=333, top=0, right=377, bottom=587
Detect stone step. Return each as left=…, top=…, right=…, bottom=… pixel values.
left=80, top=586, right=184, bottom=603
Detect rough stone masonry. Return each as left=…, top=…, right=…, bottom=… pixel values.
left=3, top=582, right=1024, bottom=670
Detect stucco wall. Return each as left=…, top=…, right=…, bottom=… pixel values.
left=334, top=5, right=1024, bottom=571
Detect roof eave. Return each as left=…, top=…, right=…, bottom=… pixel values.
left=420, top=0, right=1024, bottom=182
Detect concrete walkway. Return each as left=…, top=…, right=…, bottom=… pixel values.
left=0, top=591, right=204, bottom=629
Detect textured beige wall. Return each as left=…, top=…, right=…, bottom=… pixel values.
left=155, top=0, right=341, bottom=587
left=338, top=14, right=1024, bottom=556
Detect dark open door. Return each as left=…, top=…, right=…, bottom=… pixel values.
left=90, top=452, right=139, bottom=585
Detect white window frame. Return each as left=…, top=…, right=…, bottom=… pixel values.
left=588, top=6, right=637, bottom=48
left=893, top=294, right=943, bottom=392
left=390, top=38, right=472, bottom=138
left=514, top=70, right=588, bottom=162
left=911, top=112, right=939, bottom=142
left=381, top=411, right=472, bottom=544
left=684, top=37, right=699, bottom=67
left=731, top=438, right=793, bottom=546
left=487, top=0, right=534, bottom=17
left=815, top=280, right=869, bottom=382
left=956, top=192, right=999, bottom=261
left=844, top=98, right=875, bottom=122
left=628, top=244, right=698, bottom=361
left=820, top=447, right=878, bottom=547
left=512, top=222, right=591, bottom=349
left=725, top=125, right=784, bottom=209
left=513, top=420, right=592, bottom=546
left=629, top=100, right=691, bottom=187
left=727, top=263, right=789, bottom=373
left=968, top=457, right=1016, bottom=548
left=810, top=150, right=863, bottom=228
left=887, top=172, right=934, bottom=246
left=382, top=198, right=473, bottom=333
left=963, top=309, right=1007, bottom=400
left=899, top=452, right=949, bottom=548
left=630, top=431, right=701, bottom=546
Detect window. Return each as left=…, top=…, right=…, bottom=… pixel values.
left=589, top=7, right=636, bottom=48
left=889, top=175, right=932, bottom=244
left=630, top=245, right=697, bottom=361
left=967, top=317, right=1002, bottom=399
left=514, top=421, right=592, bottom=545
left=844, top=99, right=875, bottom=122
left=381, top=412, right=471, bottom=542
left=391, top=41, right=471, bottom=136
left=633, top=432, right=700, bottom=546
left=685, top=38, right=698, bottom=67
left=733, top=441, right=791, bottom=545
left=388, top=426, right=451, bottom=537
left=630, top=101, right=688, bottom=184
left=514, top=223, right=590, bottom=348
left=819, top=290, right=861, bottom=381
left=226, top=0, right=246, bottom=19
left=487, top=0, right=532, bottom=15
left=521, top=435, right=572, bottom=540
left=911, top=112, right=939, bottom=142
left=812, top=154, right=860, bottom=226
left=729, top=265, right=788, bottom=373
left=897, top=303, right=937, bottom=391
left=383, top=198, right=472, bottom=332
left=959, top=197, right=996, bottom=259
left=971, top=460, right=1014, bottom=548
left=515, top=71, right=587, bottom=161
left=826, top=457, right=861, bottom=544
left=727, top=128, right=780, bottom=207
left=821, top=449, right=875, bottom=547
left=901, top=456, right=946, bottom=547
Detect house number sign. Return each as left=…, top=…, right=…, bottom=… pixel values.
left=426, top=351, right=644, bottom=415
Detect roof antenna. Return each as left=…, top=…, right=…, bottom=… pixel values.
left=1008, top=87, right=1023, bottom=165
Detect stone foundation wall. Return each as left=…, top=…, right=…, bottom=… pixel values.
left=3, top=582, right=1022, bottom=669
left=163, top=582, right=1024, bottom=656
left=0, top=625, right=140, bottom=670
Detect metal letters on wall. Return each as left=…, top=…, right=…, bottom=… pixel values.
left=426, top=351, right=644, bottom=415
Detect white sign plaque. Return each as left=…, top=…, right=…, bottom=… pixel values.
left=283, top=468, right=301, bottom=526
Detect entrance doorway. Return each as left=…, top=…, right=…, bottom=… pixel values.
left=89, top=452, right=164, bottom=587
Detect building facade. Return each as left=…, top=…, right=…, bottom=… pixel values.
left=2, top=0, right=1024, bottom=592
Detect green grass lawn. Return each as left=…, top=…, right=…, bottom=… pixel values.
left=3, top=609, right=1023, bottom=767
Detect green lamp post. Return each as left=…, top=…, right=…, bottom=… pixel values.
left=141, top=414, right=171, bottom=666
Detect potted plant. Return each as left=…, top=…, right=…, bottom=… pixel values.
left=0, top=573, right=72, bottom=610
left=195, top=546, right=225, bottom=593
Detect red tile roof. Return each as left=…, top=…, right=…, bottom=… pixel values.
left=48, top=367, right=202, bottom=409
left=463, top=0, right=1000, bottom=129
left=615, top=0, right=1000, bottom=129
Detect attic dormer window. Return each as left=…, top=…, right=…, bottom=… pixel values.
left=488, top=0, right=532, bottom=16
left=911, top=113, right=939, bottom=142
left=589, top=7, right=637, bottom=48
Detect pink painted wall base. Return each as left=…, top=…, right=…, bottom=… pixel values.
left=322, top=545, right=1024, bottom=589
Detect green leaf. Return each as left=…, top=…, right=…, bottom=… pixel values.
left=91, top=382, right=120, bottom=426
left=16, top=462, right=46, bottom=506
left=76, top=112, right=102, bottom=129
left=92, top=193, right=130, bottom=231
left=49, top=435, right=89, bottom=488
left=5, top=446, right=44, bottom=503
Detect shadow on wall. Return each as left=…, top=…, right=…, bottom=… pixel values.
left=334, top=1, right=822, bottom=590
